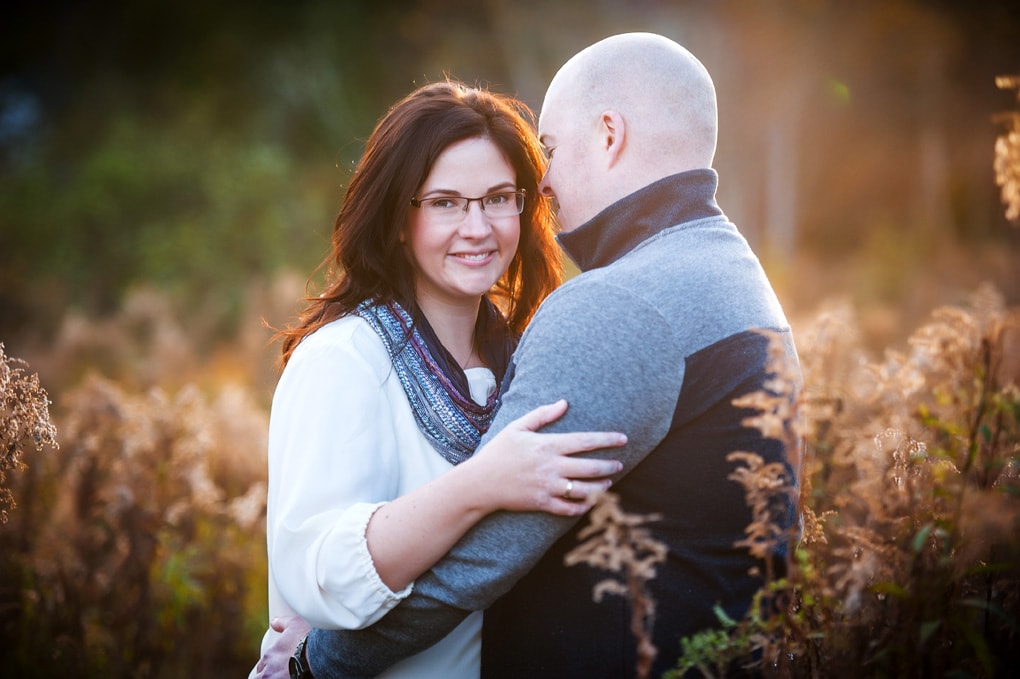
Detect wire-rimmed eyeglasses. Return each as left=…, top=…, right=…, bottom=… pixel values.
left=409, top=189, right=526, bottom=223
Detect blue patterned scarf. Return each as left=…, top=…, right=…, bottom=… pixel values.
left=355, top=299, right=510, bottom=466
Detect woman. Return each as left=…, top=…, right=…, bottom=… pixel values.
left=255, top=81, right=625, bottom=677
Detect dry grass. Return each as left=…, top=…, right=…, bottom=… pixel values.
left=995, top=75, right=1020, bottom=225
left=2, top=257, right=1019, bottom=676
left=0, top=341, right=270, bottom=676
left=565, top=492, right=667, bottom=679
left=0, top=343, right=58, bottom=524
left=569, top=284, right=1020, bottom=678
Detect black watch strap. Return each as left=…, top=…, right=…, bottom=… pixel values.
left=288, top=634, right=314, bottom=679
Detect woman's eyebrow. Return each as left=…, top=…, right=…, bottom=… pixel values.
left=419, top=181, right=517, bottom=197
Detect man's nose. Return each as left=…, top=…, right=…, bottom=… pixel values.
left=538, top=172, right=555, bottom=197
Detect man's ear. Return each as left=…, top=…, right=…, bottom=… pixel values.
left=599, top=110, right=626, bottom=167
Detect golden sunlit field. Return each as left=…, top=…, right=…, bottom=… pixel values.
left=3, top=276, right=1018, bottom=677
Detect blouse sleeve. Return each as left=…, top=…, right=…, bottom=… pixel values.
left=266, top=323, right=413, bottom=630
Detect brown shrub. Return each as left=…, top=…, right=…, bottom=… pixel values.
left=0, top=343, right=58, bottom=524
left=571, top=285, right=1020, bottom=678
left=0, top=374, right=268, bottom=677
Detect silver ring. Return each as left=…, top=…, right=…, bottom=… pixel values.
left=563, top=479, right=574, bottom=500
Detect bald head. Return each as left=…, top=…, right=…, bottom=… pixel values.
left=535, top=33, right=719, bottom=231
left=540, top=33, right=718, bottom=199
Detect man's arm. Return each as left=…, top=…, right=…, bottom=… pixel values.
left=305, top=284, right=685, bottom=678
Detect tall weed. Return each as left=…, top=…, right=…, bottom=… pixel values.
left=3, top=273, right=1019, bottom=676
left=567, top=285, right=1019, bottom=678
left=0, top=371, right=268, bottom=677
left=0, top=343, right=58, bottom=524
left=995, top=75, right=1020, bottom=225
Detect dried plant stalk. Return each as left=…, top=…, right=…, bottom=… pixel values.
left=565, top=492, right=666, bottom=679
left=995, top=75, right=1020, bottom=224
left=671, top=287, right=1020, bottom=677
left=0, top=343, right=58, bottom=524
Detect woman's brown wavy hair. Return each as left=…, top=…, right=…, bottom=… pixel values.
left=278, top=80, right=561, bottom=367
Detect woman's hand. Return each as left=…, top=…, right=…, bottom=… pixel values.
left=468, top=399, right=626, bottom=516
left=365, top=399, right=626, bottom=592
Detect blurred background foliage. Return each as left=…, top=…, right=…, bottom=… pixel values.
left=2, top=0, right=1019, bottom=360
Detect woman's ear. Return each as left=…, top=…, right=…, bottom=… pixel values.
left=600, top=110, right=626, bottom=167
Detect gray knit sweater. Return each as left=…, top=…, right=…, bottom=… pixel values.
left=308, top=169, right=801, bottom=678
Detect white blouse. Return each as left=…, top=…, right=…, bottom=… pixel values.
left=255, top=314, right=495, bottom=678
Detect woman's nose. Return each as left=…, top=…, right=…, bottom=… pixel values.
left=458, top=201, right=491, bottom=236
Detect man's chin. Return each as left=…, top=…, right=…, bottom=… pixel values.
left=556, top=219, right=582, bottom=234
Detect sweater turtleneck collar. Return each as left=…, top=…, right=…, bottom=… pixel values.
left=556, top=168, right=723, bottom=272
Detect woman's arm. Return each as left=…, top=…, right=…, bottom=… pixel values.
left=298, top=285, right=686, bottom=677
left=269, top=320, right=624, bottom=626
left=366, top=399, right=625, bottom=591
left=268, top=327, right=410, bottom=630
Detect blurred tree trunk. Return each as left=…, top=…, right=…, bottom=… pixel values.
left=765, top=85, right=805, bottom=264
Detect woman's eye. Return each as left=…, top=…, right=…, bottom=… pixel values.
left=429, top=198, right=459, bottom=209
left=485, top=193, right=509, bottom=206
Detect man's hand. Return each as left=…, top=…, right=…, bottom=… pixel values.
left=254, top=615, right=312, bottom=679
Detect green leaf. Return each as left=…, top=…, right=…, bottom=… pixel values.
left=956, top=598, right=1020, bottom=634
left=919, top=619, right=941, bottom=645
left=956, top=616, right=995, bottom=676
left=870, top=581, right=908, bottom=599
left=912, top=523, right=934, bottom=553
left=713, top=603, right=738, bottom=628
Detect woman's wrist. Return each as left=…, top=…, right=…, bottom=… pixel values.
left=443, top=455, right=503, bottom=517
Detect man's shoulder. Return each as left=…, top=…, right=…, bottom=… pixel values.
left=528, top=271, right=668, bottom=341
left=628, top=215, right=744, bottom=264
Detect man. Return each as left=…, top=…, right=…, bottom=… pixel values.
left=260, top=32, right=801, bottom=678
